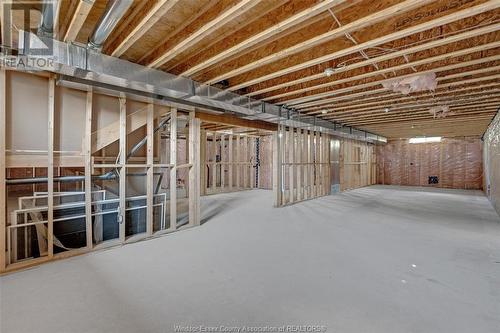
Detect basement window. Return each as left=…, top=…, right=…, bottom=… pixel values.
left=409, top=137, right=442, bottom=144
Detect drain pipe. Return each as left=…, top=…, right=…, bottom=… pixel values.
left=38, top=0, right=59, bottom=37
left=88, top=0, right=133, bottom=50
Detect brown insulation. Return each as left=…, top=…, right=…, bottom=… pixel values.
left=484, top=112, right=500, bottom=216
left=377, top=137, right=483, bottom=190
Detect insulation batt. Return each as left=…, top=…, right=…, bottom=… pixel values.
left=483, top=112, right=500, bottom=215
left=382, top=72, right=437, bottom=94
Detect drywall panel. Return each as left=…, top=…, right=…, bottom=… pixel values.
left=377, top=138, right=483, bottom=190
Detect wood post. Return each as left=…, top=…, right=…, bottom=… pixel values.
left=236, top=135, right=240, bottom=189
left=169, top=108, right=177, bottom=230
left=220, top=134, right=225, bottom=189
left=200, top=129, right=207, bottom=195
left=228, top=135, right=233, bottom=190
left=146, top=103, right=154, bottom=236
left=47, top=78, right=55, bottom=258
left=188, top=112, right=200, bottom=226
left=0, top=69, right=6, bottom=271
left=84, top=89, right=93, bottom=249
left=119, top=96, right=127, bottom=242
left=211, top=132, right=217, bottom=192
left=272, top=127, right=282, bottom=207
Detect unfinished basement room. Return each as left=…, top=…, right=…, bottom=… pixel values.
left=0, top=0, right=499, bottom=332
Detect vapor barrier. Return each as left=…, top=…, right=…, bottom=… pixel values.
left=484, top=111, right=500, bottom=215
left=377, top=138, right=483, bottom=190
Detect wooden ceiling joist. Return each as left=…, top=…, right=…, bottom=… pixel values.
left=225, top=1, right=499, bottom=91
left=333, top=99, right=500, bottom=123
left=298, top=74, right=500, bottom=111
left=349, top=108, right=498, bottom=126
left=205, top=0, right=432, bottom=86
left=147, top=0, right=259, bottom=68
left=181, top=0, right=348, bottom=77
left=324, top=90, right=500, bottom=119
left=341, top=109, right=500, bottom=128
left=271, top=40, right=500, bottom=102
left=307, top=83, right=500, bottom=115
left=249, top=24, right=500, bottom=99
left=288, top=62, right=500, bottom=108
left=63, top=0, right=95, bottom=42
left=108, top=0, right=180, bottom=57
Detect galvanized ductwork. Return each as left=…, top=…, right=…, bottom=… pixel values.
left=20, top=32, right=386, bottom=144
left=38, top=0, right=59, bottom=37
left=88, top=0, right=133, bottom=50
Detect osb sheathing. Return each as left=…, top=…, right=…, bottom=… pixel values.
left=484, top=112, right=500, bottom=216
left=377, top=137, right=483, bottom=190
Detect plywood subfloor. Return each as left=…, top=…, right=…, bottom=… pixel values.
left=1, top=186, right=500, bottom=332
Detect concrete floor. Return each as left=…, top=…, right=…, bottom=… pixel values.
left=1, top=185, right=500, bottom=333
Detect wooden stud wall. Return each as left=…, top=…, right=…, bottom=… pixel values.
left=274, top=126, right=331, bottom=207
left=201, top=131, right=271, bottom=195
left=0, top=75, right=202, bottom=274
left=339, top=139, right=377, bottom=191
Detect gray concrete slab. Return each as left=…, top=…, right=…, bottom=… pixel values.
left=1, top=185, right=500, bottom=333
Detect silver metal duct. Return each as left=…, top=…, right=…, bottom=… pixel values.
left=20, top=32, right=386, bottom=143
left=88, top=0, right=133, bottom=50
left=38, top=0, right=59, bottom=37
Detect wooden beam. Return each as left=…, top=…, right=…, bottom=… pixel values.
left=169, top=108, right=177, bottom=230
left=110, top=0, right=180, bottom=57
left=226, top=1, right=500, bottom=91
left=195, top=111, right=277, bottom=131
left=63, top=0, right=95, bottom=42
left=146, top=103, right=154, bottom=236
left=251, top=23, right=499, bottom=98
left=84, top=89, right=93, bottom=249
left=206, top=0, right=431, bottom=85
left=148, top=0, right=259, bottom=68
left=0, top=69, right=6, bottom=271
left=182, top=0, right=347, bottom=76
left=47, top=78, right=55, bottom=258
